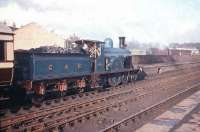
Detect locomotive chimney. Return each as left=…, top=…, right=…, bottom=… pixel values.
left=119, top=37, right=126, bottom=48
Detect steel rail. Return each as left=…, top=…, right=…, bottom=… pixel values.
left=18, top=71, right=200, bottom=132
left=101, top=82, right=200, bottom=132
left=1, top=63, right=200, bottom=131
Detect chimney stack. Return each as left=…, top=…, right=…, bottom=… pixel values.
left=119, top=37, right=126, bottom=48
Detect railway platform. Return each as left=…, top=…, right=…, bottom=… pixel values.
left=136, top=89, right=200, bottom=132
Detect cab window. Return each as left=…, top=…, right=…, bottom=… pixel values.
left=105, top=57, right=110, bottom=71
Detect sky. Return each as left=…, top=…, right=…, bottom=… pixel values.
left=0, top=0, right=200, bottom=46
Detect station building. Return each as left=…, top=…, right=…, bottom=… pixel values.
left=0, top=23, right=14, bottom=86
left=169, top=48, right=199, bottom=56
left=13, top=23, right=65, bottom=50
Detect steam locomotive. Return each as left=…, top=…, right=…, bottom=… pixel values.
left=0, top=24, right=146, bottom=108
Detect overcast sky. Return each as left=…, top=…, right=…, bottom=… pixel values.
left=0, top=0, right=200, bottom=45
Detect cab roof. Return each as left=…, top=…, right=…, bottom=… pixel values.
left=75, top=39, right=104, bottom=45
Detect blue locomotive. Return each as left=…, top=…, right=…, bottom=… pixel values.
left=2, top=36, right=146, bottom=107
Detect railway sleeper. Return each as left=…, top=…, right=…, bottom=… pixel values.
left=1, top=68, right=200, bottom=131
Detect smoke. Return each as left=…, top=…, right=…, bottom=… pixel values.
left=0, top=0, right=10, bottom=7
left=1, top=0, right=200, bottom=45
left=127, top=38, right=168, bottom=50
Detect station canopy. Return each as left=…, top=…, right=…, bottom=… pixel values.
left=0, top=24, right=13, bottom=34
left=0, top=24, right=14, bottom=41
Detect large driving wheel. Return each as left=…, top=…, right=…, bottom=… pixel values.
left=108, top=75, right=122, bottom=87
left=32, top=95, right=44, bottom=107
left=23, top=94, right=33, bottom=110
left=122, top=73, right=129, bottom=84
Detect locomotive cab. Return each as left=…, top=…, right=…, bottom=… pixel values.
left=75, top=39, right=104, bottom=59
left=75, top=39, right=104, bottom=72
left=0, top=24, right=14, bottom=87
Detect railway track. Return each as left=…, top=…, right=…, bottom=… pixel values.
left=1, top=77, right=197, bottom=132
left=1, top=62, right=200, bottom=131
left=101, top=83, right=200, bottom=132
left=47, top=75, right=200, bottom=132
left=144, top=61, right=200, bottom=79
left=1, top=61, right=199, bottom=116
left=62, top=70, right=200, bottom=132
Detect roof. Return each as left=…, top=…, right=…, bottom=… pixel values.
left=0, top=23, right=13, bottom=34
left=15, top=22, right=38, bottom=30
left=75, top=39, right=104, bottom=45
left=169, top=47, right=199, bottom=51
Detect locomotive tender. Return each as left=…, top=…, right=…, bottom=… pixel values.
left=14, top=37, right=142, bottom=94
left=0, top=25, right=145, bottom=105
